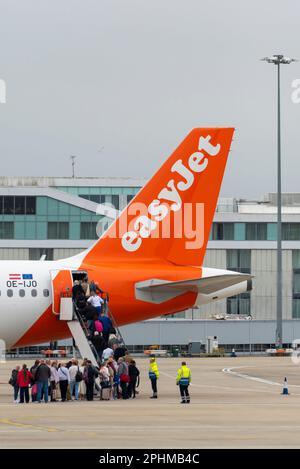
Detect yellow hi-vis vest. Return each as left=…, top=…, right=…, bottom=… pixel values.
left=149, top=361, right=159, bottom=379
left=176, top=365, right=191, bottom=385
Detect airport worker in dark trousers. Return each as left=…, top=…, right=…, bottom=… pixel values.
left=176, top=361, right=191, bottom=404
left=149, top=356, right=159, bottom=398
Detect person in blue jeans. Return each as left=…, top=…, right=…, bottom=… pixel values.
left=69, top=359, right=80, bottom=400
left=35, top=360, right=51, bottom=403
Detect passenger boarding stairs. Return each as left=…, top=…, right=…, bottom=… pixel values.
left=59, top=291, right=125, bottom=367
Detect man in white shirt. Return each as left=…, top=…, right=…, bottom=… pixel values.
left=68, top=359, right=80, bottom=401
left=87, top=291, right=104, bottom=317
left=102, top=346, right=114, bottom=361
left=58, top=363, right=70, bottom=402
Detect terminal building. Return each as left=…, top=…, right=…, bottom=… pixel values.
left=2, top=177, right=300, bottom=352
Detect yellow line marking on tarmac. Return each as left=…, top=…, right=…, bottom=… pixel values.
left=0, top=418, right=59, bottom=433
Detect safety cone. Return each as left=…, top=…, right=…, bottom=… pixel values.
left=282, top=377, right=289, bottom=395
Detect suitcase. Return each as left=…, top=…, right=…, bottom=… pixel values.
left=101, top=387, right=111, bottom=400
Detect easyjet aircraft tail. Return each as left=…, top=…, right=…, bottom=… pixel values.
left=82, top=128, right=234, bottom=266
left=2, top=127, right=248, bottom=351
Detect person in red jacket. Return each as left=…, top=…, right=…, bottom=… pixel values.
left=17, top=364, right=33, bottom=404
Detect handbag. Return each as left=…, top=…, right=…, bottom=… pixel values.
left=31, top=384, right=38, bottom=395
left=100, top=380, right=111, bottom=389
left=120, top=373, right=129, bottom=383
left=149, top=371, right=156, bottom=380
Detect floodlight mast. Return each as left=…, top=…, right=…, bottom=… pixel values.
left=261, top=54, right=296, bottom=348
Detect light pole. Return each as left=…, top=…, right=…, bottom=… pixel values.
left=261, top=55, right=296, bottom=348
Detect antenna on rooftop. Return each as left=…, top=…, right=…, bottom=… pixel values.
left=70, top=155, right=77, bottom=178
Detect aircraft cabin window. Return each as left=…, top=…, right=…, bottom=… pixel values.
left=43, top=289, right=49, bottom=297
left=19, top=289, right=25, bottom=297
left=31, top=289, right=37, bottom=297
left=7, top=289, right=13, bottom=297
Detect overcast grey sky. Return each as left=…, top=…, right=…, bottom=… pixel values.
left=0, top=0, right=299, bottom=198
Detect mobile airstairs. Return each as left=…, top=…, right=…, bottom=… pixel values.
left=59, top=290, right=124, bottom=367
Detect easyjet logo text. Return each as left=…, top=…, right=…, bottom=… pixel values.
left=121, top=135, right=221, bottom=252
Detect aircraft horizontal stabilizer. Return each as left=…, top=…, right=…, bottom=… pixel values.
left=135, top=274, right=252, bottom=304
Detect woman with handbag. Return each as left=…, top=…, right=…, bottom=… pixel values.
left=50, top=361, right=59, bottom=402
left=99, top=362, right=111, bottom=400
left=117, top=357, right=129, bottom=400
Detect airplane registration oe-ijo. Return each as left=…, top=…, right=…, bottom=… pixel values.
left=1, top=128, right=252, bottom=359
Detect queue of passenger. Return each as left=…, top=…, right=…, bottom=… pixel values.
left=9, top=353, right=141, bottom=404
left=9, top=356, right=192, bottom=404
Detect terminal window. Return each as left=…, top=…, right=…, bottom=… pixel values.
left=246, top=223, right=267, bottom=240
left=212, top=223, right=234, bottom=240
left=79, top=194, right=119, bottom=209
left=226, top=249, right=251, bottom=315
left=283, top=223, right=300, bottom=241
left=79, top=194, right=106, bottom=204
left=80, top=222, right=98, bottom=239
left=0, top=222, right=14, bottom=239
left=47, top=222, right=69, bottom=239
left=0, top=196, right=36, bottom=215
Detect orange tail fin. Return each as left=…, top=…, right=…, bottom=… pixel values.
left=83, top=128, right=234, bottom=266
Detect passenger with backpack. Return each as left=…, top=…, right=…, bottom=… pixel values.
left=9, top=365, right=20, bottom=403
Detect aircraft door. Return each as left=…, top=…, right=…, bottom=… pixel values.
left=50, top=270, right=73, bottom=315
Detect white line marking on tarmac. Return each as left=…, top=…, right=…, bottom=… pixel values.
left=159, top=370, right=281, bottom=394
left=222, top=366, right=300, bottom=388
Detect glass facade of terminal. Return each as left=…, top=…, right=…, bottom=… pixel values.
left=226, top=249, right=251, bottom=316
left=0, top=188, right=139, bottom=241
left=211, top=222, right=300, bottom=241
left=1, top=185, right=300, bottom=323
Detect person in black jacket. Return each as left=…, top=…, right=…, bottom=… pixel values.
left=127, top=360, right=140, bottom=399
left=84, top=361, right=98, bottom=401
left=9, top=365, right=20, bottom=403
left=91, top=332, right=105, bottom=359
left=72, top=280, right=84, bottom=301
left=30, top=360, right=40, bottom=402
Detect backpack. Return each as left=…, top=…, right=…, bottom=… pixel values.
left=75, top=366, right=83, bottom=383
left=9, top=370, right=17, bottom=387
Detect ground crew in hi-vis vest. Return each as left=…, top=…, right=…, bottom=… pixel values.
left=176, top=361, right=191, bottom=404
left=148, top=356, right=159, bottom=398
